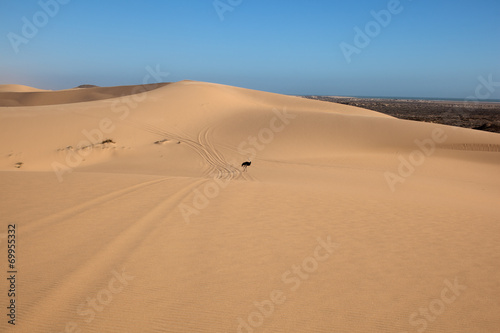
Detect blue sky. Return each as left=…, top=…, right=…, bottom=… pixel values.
left=1, top=0, right=499, bottom=98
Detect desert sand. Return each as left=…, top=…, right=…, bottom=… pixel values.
left=1, top=81, right=499, bottom=332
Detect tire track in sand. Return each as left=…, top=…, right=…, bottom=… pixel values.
left=20, top=176, right=173, bottom=235
left=125, top=120, right=224, bottom=178
left=198, top=126, right=242, bottom=180
left=437, top=143, right=500, bottom=152
left=201, top=126, right=255, bottom=181
left=20, top=177, right=209, bottom=332
left=125, top=119, right=246, bottom=180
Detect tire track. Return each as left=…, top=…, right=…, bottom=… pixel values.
left=125, top=120, right=222, bottom=177
left=20, top=178, right=210, bottom=331
left=198, top=126, right=241, bottom=180
left=204, top=127, right=256, bottom=181
left=437, top=143, right=500, bottom=152
left=124, top=119, right=244, bottom=180
left=21, top=176, right=173, bottom=235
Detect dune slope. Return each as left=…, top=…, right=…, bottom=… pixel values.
left=1, top=81, right=499, bottom=333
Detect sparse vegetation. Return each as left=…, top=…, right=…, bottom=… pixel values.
left=57, top=140, right=115, bottom=153
left=76, top=84, right=99, bottom=88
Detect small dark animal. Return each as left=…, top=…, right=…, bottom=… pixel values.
left=241, top=160, right=251, bottom=172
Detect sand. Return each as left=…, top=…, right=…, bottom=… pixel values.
left=1, top=81, right=499, bottom=332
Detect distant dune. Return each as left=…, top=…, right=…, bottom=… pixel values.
left=1, top=81, right=499, bottom=332
left=0, top=84, right=49, bottom=93
left=0, top=82, right=170, bottom=106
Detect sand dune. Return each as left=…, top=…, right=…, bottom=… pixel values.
left=1, top=81, right=499, bottom=332
left=0, top=82, right=170, bottom=107
left=0, top=84, right=49, bottom=93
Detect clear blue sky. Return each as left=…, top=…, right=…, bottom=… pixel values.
left=1, top=0, right=499, bottom=98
